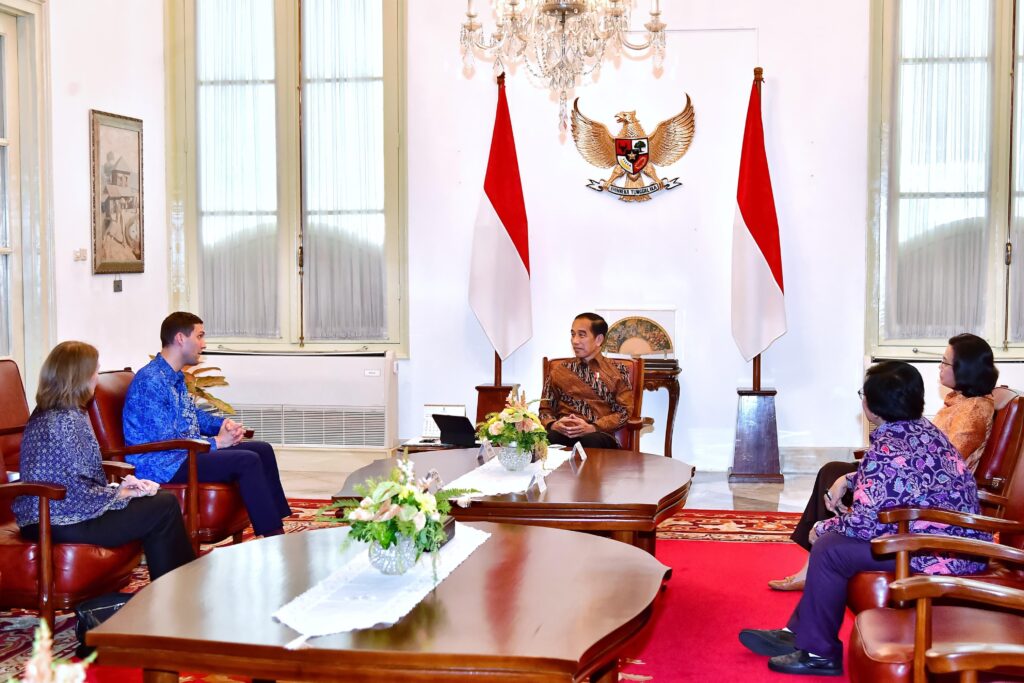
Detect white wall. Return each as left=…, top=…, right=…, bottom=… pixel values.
left=41, top=1, right=1024, bottom=471
left=49, top=0, right=168, bottom=372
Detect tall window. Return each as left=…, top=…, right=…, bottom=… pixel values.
left=0, top=11, right=21, bottom=363
left=872, top=0, right=1023, bottom=357
left=172, top=0, right=404, bottom=351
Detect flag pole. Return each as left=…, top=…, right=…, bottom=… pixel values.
left=751, top=66, right=764, bottom=394
left=730, top=65, right=782, bottom=484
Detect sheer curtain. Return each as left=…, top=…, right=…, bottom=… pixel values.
left=302, top=0, right=387, bottom=340
left=195, top=0, right=279, bottom=338
left=882, top=0, right=992, bottom=340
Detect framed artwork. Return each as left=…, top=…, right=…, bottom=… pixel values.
left=90, top=110, right=144, bottom=273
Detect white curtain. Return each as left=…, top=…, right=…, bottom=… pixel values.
left=302, top=0, right=387, bottom=340
left=883, top=0, right=992, bottom=340
left=195, top=0, right=279, bottom=337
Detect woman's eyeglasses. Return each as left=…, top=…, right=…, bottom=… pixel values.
left=938, top=358, right=952, bottom=367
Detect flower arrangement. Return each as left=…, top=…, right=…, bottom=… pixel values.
left=476, top=390, right=549, bottom=455
left=332, top=459, right=475, bottom=559
left=10, top=621, right=92, bottom=683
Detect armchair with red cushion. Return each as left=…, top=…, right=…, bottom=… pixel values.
left=0, top=359, right=141, bottom=628
left=87, top=369, right=250, bottom=556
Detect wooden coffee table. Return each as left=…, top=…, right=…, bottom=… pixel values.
left=89, top=523, right=670, bottom=682
left=334, top=448, right=694, bottom=555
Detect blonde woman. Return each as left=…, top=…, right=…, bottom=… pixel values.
left=12, top=341, right=194, bottom=580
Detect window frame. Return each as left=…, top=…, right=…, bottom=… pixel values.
left=867, top=0, right=1023, bottom=362
left=165, top=0, right=408, bottom=355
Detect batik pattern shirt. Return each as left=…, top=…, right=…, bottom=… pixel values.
left=815, top=417, right=991, bottom=575
left=538, top=355, right=634, bottom=434
left=12, top=408, right=130, bottom=527
left=930, top=390, right=995, bottom=473
left=122, top=354, right=224, bottom=482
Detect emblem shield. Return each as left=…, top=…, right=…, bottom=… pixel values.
left=616, top=137, right=649, bottom=174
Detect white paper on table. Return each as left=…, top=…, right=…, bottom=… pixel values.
left=272, top=523, right=491, bottom=640
left=443, top=447, right=574, bottom=497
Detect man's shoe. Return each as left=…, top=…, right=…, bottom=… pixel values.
left=767, top=575, right=805, bottom=591
left=767, top=650, right=843, bottom=676
left=738, top=628, right=797, bottom=656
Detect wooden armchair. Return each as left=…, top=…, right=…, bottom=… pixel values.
left=848, top=538, right=1024, bottom=682
left=542, top=357, right=649, bottom=451
left=0, top=359, right=142, bottom=628
left=847, top=390, right=1024, bottom=613
left=87, top=369, right=249, bottom=556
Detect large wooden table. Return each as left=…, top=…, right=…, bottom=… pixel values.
left=334, top=448, right=694, bottom=555
left=89, top=523, right=670, bottom=682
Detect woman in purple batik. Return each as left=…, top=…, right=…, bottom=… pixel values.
left=738, top=361, right=990, bottom=677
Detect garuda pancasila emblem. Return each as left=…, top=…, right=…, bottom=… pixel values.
left=570, top=95, right=695, bottom=202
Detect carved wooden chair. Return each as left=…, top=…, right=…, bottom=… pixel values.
left=87, top=369, right=249, bottom=556
left=0, top=359, right=142, bottom=628
left=541, top=357, right=648, bottom=451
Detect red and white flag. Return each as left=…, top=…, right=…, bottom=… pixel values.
left=731, top=77, right=786, bottom=362
left=469, top=78, right=532, bottom=360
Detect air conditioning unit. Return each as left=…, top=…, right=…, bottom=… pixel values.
left=207, top=351, right=398, bottom=450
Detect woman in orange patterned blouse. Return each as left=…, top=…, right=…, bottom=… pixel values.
left=767, top=333, right=998, bottom=592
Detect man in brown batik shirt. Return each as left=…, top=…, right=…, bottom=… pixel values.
left=539, top=312, right=635, bottom=449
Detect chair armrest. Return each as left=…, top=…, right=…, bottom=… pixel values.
left=853, top=448, right=867, bottom=460
left=926, top=643, right=1024, bottom=676
left=0, top=481, right=66, bottom=500
left=888, top=574, right=1024, bottom=612
left=872, top=532, right=1024, bottom=567
left=623, top=417, right=646, bottom=432
left=878, top=507, right=1024, bottom=535
left=101, top=438, right=212, bottom=460
left=977, top=490, right=1008, bottom=508
left=243, top=429, right=254, bottom=439
left=101, top=461, right=135, bottom=482
left=0, top=424, right=25, bottom=437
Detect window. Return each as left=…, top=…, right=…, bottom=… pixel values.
left=870, top=0, right=1023, bottom=358
left=168, top=0, right=405, bottom=352
left=0, top=10, right=21, bottom=363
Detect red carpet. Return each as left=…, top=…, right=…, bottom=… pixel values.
left=620, top=539, right=852, bottom=682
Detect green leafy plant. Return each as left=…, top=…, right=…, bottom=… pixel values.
left=323, top=459, right=476, bottom=559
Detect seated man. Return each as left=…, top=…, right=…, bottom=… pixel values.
left=123, top=311, right=292, bottom=537
left=539, top=312, right=635, bottom=449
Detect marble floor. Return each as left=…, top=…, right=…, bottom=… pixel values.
left=276, top=450, right=818, bottom=513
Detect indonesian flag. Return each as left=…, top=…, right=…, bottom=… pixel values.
left=731, top=78, right=786, bottom=362
left=469, top=78, right=532, bottom=360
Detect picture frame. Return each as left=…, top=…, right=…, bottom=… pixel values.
left=90, top=110, right=144, bottom=273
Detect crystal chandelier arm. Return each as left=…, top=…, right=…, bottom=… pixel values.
left=615, top=28, right=656, bottom=51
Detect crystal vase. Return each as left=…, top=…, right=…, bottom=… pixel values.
left=496, top=444, right=532, bottom=471
left=368, top=533, right=418, bottom=575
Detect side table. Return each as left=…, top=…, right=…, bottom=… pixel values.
left=642, top=359, right=681, bottom=458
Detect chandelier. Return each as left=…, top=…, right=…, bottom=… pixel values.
left=460, top=0, right=667, bottom=129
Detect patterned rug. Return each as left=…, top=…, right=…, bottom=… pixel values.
left=656, top=508, right=802, bottom=543
left=0, top=503, right=799, bottom=681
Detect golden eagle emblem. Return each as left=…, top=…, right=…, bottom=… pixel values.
left=571, top=95, right=695, bottom=202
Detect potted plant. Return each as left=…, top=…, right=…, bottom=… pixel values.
left=476, top=390, right=549, bottom=471
left=331, top=459, right=474, bottom=575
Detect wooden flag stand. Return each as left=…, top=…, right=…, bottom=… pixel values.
left=729, top=353, right=783, bottom=483
left=475, top=351, right=516, bottom=423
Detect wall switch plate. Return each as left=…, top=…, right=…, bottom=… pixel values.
left=72, top=249, right=87, bottom=262
left=113, top=277, right=122, bottom=293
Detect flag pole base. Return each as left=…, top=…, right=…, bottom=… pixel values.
left=729, top=388, right=784, bottom=483
left=475, top=384, right=518, bottom=424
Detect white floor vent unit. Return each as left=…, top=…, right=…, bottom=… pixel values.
left=208, top=352, right=397, bottom=450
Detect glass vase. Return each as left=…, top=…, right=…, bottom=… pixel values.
left=368, top=533, right=418, bottom=575
left=497, top=444, right=532, bottom=471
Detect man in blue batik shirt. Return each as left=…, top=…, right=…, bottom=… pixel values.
left=123, top=311, right=291, bottom=537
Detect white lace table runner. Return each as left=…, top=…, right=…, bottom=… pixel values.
left=272, top=522, right=490, bottom=644
left=443, top=447, right=574, bottom=496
